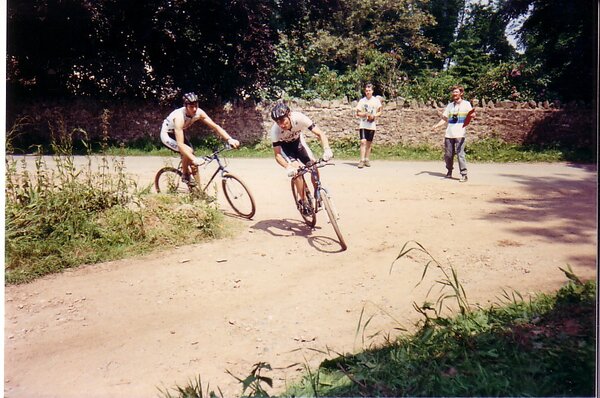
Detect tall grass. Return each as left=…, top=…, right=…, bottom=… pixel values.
left=5, top=114, right=226, bottom=284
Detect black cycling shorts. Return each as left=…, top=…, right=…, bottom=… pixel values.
left=359, top=129, right=375, bottom=142
left=273, top=138, right=314, bottom=164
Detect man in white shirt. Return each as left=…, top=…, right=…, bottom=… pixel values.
left=160, top=92, right=240, bottom=185
left=269, top=102, right=333, bottom=214
left=355, top=83, right=383, bottom=168
left=432, top=85, right=475, bottom=182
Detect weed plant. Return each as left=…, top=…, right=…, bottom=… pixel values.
left=5, top=115, right=225, bottom=284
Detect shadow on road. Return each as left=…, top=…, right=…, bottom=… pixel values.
left=416, top=170, right=452, bottom=178
left=482, top=166, right=597, bottom=270
left=251, top=218, right=345, bottom=253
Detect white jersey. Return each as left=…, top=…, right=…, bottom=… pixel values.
left=356, top=96, right=382, bottom=130
left=269, top=111, right=315, bottom=144
left=442, top=100, right=473, bottom=139
left=162, top=107, right=204, bottom=133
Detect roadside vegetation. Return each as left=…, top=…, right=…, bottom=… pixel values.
left=159, top=244, right=596, bottom=397
left=103, top=134, right=593, bottom=164
left=4, top=127, right=229, bottom=285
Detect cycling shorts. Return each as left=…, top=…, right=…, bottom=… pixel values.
left=160, top=121, right=193, bottom=153
left=274, top=137, right=315, bottom=165
left=359, top=129, right=375, bottom=142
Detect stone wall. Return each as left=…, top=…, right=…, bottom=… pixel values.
left=6, top=98, right=595, bottom=151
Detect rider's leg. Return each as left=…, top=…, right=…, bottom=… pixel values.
left=290, top=161, right=305, bottom=200
left=178, top=142, right=199, bottom=183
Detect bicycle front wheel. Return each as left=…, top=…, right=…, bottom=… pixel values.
left=291, top=176, right=316, bottom=227
left=222, top=173, right=256, bottom=219
left=155, top=167, right=189, bottom=194
left=320, top=188, right=347, bottom=251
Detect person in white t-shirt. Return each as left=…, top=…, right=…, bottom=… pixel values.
left=355, top=83, right=383, bottom=168
left=269, top=102, right=333, bottom=214
left=432, top=85, right=475, bottom=182
left=160, top=92, right=240, bottom=186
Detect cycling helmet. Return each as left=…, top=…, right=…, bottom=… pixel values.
left=183, top=92, right=199, bottom=104
left=270, top=102, right=290, bottom=121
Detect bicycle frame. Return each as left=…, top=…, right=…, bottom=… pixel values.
left=293, top=159, right=329, bottom=208
left=198, top=147, right=231, bottom=192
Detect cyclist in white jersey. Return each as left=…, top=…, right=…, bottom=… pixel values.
left=270, top=103, right=333, bottom=213
left=160, top=92, right=240, bottom=185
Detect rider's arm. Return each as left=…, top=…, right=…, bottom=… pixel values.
left=309, top=125, right=330, bottom=151
left=273, top=146, right=290, bottom=168
left=199, top=110, right=239, bottom=147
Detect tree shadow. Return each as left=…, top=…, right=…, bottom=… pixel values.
left=522, top=108, right=596, bottom=162
left=251, top=218, right=345, bottom=253
left=482, top=165, right=597, bottom=269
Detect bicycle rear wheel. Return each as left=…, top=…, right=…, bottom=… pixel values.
left=291, top=175, right=316, bottom=227
left=155, top=167, right=188, bottom=194
left=320, top=188, right=347, bottom=251
left=221, top=173, right=256, bottom=219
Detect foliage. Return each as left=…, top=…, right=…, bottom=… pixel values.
left=498, top=0, right=595, bottom=102
left=4, top=130, right=226, bottom=284
left=7, top=0, right=277, bottom=102
left=7, top=0, right=595, bottom=104
left=402, top=69, right=458, bottom=102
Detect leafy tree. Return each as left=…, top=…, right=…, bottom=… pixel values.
left=498, top=0, right=595, bottom=102
left=422, top=0, right=466, bottom=68
left=269, top=0, right=440, bottom=100
left=7, top=0, right=277, bottom=102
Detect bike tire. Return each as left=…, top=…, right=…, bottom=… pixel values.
left=221, top=173, right=256, bottom=219
left=155, top=167, right=189, bottom=194
left=291, top=175, right=316, bottom=227
left=320, top=188, right=347, bottom=251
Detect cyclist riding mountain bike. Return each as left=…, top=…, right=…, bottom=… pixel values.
left=270, top=102, right=333, bottom=214
left=160, top=92, right=240, bottom=185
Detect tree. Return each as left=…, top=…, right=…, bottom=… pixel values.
left=7, top=0, right=278, bottom=102
left=499, top=0, right=596, bottom=102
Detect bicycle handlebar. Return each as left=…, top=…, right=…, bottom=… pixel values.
left=293, top=159, right=333, bottom=176
left=201, top=144, right=233, bottom=162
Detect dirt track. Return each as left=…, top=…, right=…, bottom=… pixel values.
left=4, top=156, right=597, bottom=397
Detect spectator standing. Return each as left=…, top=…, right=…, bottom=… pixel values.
left=432, top=85, right=474, bottom=182
left=355, top=83, right=383, bottom=168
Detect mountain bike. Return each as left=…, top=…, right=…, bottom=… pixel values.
left=291, top=159, right=347, bottom=251
left=154, top=145, right=256, bottom=219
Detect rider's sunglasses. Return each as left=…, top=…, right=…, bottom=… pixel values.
left=275, top=116, right=287, bottom=124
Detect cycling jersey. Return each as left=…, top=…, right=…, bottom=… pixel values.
left=270, top=111, right=316, bottom=164
left=160, top=107, right=203, bottom=152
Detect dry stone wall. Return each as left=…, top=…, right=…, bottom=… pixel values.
left=6, top=98, right=594, bottom=151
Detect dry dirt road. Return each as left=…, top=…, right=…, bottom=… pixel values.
left=4, top=156, right=597, bottom=397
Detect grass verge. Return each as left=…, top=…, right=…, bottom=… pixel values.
left=106, top=137, right=595, bottom=163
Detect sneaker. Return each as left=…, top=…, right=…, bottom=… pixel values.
left=298, top=200, right=312, bottom=216
left=445, top=171, right=452, bottom=178
left=364, top=159, right=371, bottom=167
left=182, top=175, right=197, bottom=187
left=358, top=161, right=365, bottom=169
left=459, top=175, right=468, bottom=183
